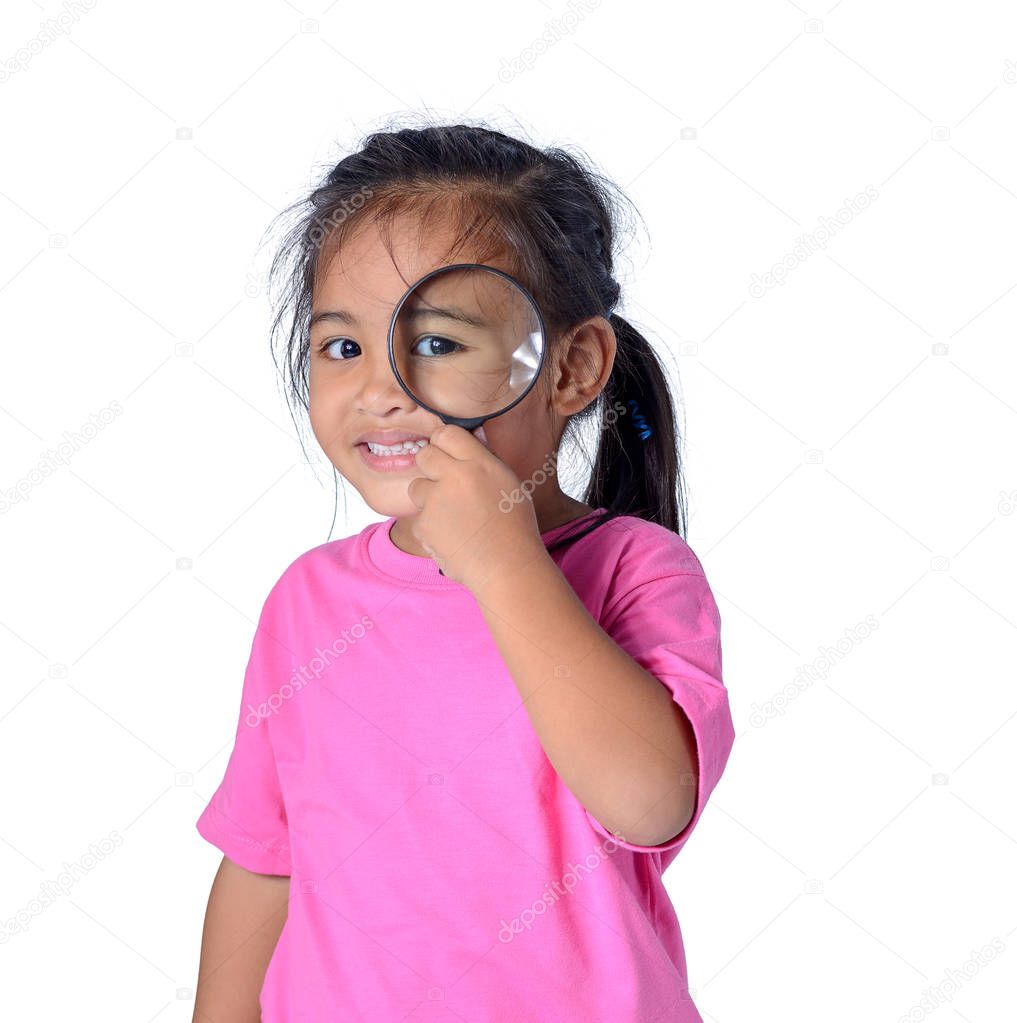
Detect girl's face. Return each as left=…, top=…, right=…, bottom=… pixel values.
left=307, top=215, right=590, bottom=527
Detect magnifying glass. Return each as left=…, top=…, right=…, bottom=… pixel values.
left=387, top=262, right=548, bottom=433
left=386, top=262, right=548, bottom=575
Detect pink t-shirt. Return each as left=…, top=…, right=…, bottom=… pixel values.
left=195, top=508, right=735, bottom=1022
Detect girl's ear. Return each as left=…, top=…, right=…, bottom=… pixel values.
left=551, top=315, right=617, bottom=416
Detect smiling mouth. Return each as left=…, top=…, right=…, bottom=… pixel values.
left=359, top=439, right=429, bottom=456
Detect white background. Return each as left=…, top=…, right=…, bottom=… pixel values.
left=1, top=1, right=1015, bottom=1020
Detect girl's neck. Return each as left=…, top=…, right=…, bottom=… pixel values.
left=538, top=497, right=597, bottom=533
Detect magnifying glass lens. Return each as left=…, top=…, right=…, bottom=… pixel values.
left=390, top=265, right=544, bottom=422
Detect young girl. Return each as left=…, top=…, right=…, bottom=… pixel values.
left=193, top=121, right=736, bottom=1023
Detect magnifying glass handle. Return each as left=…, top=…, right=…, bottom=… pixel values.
left=437, top=422, right=489, bottom=577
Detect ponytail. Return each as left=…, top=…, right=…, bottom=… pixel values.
left=583, top=313, right=687, bottom=538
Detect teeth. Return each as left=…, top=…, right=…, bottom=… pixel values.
left=365, top=439, right=428, bottom=455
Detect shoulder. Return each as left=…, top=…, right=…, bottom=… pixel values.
left=553, top=512, right=712, bottom=623
left=257, top=524, right=375, bottom=615
left=580, top=513, right=706, bottom=582
left=569, top=514, right=716, bottom=628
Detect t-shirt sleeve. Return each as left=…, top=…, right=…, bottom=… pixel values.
left=582, top=532, right=735, bottom=860
left=195, top=577, right=293, bottom=876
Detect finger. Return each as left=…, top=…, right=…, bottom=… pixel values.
left=414, top=437, right=456, bottom=480
left=406, top=475, right=438, bottom=510
left=426, top=423, right=488, bottom=460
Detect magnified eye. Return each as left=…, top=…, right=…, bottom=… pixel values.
left=412, top=335, right=464, bottom=358
left=318, top=338, right=360, bottom=360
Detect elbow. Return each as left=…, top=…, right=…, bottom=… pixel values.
left=630, top=797, right=695, bottom=847
left=602, top=780, right=696, bottom=849
left=642, top=766, right=699, bottom=846
left=635, top=718, right=698, bottom=846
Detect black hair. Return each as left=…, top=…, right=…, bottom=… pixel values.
left=263, top=115, right=688, bottom=549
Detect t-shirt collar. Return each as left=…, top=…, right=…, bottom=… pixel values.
left=363, top=509, right=609, bottom=588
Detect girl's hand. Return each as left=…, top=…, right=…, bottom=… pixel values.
left=405, top=423, right=546, bottom=589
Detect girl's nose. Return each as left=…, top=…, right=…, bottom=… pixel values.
left=354, top=351, right=416, bottom=415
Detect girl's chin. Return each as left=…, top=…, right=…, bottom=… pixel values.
left=351, top=482, right=420, bottom=520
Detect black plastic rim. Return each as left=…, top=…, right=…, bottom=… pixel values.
left=386, top=262, right=549, bottom=431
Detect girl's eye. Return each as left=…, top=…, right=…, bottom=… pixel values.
left=412, top=335, right=464, bottom=357
left=317, top=337, right=360, bottom=360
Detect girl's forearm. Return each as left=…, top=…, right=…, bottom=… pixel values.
left=192, top=857, right=289, bottom=1023
left=469, top=549, right=697, bottom=848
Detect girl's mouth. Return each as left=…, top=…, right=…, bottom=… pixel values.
left=356, top=439, right=428, bottom=472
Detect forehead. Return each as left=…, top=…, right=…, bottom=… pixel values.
left=311, top=214, right=513, bottom=325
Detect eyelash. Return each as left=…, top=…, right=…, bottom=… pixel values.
left=315, top=336, right=465, bottom=359
left=317, top=337, right=352, bottom=358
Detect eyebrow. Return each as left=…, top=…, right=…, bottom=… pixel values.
left=404, top=305, right=487, bottom=329
left=309, top=309, right=358, bottom=328
left=309, top=305, right=487, bottom=330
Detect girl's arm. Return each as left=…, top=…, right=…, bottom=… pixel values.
left=192, top=855, right=289, bottom=1023
left=471, top=553, right=699, bottom=849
